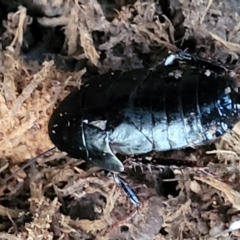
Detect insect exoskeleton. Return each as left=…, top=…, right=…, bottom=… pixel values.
left=48, top=52, right=240, bottom=172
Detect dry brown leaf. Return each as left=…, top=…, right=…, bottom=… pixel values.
left=194, top=176, right=240, bottom=211
left=65, top=8, right=78, bottom=55
left=208, top=31, right=240, bottom=53
left=7, top=6, right=29, bottom=50
left=79, top=29, right=100, bottom=66
left=190, top=180, right=202, bottom=194
left=0, top=205, right=21, bottom=218
left=0, top=233, right=21, bottom=240
left=70, top=184, right=120, bottom=234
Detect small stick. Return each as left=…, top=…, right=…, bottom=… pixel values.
left=3, top=147, right=56, bottom=183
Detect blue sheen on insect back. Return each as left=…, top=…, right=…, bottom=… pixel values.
left=216, top=75, right=240, bottom=116
left=197, top=70, right=240, bottom=140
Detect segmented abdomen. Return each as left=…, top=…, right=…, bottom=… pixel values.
left=49, top=66, right=240, bottom=159
left=99, top=68, right=239, bottom=153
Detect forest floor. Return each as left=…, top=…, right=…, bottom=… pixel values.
left=1, top=0, right=240, bottom=239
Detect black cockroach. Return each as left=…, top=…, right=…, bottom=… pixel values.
left=5, top=52, right=240, bottom=206
left=48, top=51, right=240, bottom=175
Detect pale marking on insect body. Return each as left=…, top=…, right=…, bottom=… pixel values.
left=204, top=69, right=211, bottom=76
left=164, top=54, right=176, bottom=66
left=81, top=120, right=89, bottom=158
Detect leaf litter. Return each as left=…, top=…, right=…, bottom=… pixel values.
left=1, top=0, right=240, bottom=239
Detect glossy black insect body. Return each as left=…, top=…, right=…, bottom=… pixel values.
left=48, top=53, right=240, bottom=172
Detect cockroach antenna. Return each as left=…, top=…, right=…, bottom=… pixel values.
left=3, top=146, right=56, bottom=183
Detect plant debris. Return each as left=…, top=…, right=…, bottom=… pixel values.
left=1, top=0, right=240, bottom=239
